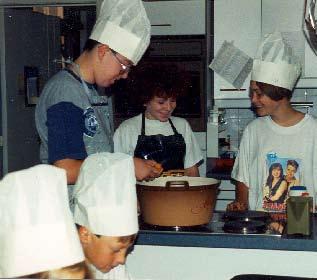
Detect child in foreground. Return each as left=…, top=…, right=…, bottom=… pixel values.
left=0, top=165, right=89, bottom=279
left=73, top=152, right=139, bottom=279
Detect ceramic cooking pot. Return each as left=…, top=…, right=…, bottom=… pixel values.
left=137, top=176, right=220, bottom=227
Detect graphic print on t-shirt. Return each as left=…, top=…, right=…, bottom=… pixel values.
left=262, top=152, right=301, bottom=212
left=83, top=107, right=99, bottom=137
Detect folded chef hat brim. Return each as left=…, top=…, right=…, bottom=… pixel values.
left=251, top=59, right=301, bottom=90
left=90, top=20, right=141, bottom=65
left=73, top=153, right=138, bottom=237
left=75, top=204, right=138, bottom=237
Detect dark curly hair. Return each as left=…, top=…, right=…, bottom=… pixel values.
left=129, top=65, right=188, bottom=105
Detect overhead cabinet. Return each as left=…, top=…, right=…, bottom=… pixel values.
left=0, top=0, right=96, bottom=5
left=214, top=0, right=317, bottom=100
left=262, top=0, right=317, bottom=88
left=213, top=0, right=261, bottom=99
left=143, top=0, right=205, bottom=35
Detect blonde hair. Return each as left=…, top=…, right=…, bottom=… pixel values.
left=76, top=223, right=137, bottom=243
left=19, top=261, right=92, bottom=279
left=118, top=234, right=137, bottom=244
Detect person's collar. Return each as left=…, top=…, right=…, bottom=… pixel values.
left=64, top=68, right=96, bottom=89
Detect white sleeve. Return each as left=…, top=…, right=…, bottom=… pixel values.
left=183, top=120, right=203, bottom=169
left=231, top=126, right=251, bottom=188
left=113, top=125, right=127, bottom=153
left=113, top=118, right=140, bottom=156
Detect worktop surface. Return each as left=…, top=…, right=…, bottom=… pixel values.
left=136, top=212, right=317, bottom=252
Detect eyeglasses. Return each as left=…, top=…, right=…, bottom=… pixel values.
left=110, top=49, right=132, bottom=74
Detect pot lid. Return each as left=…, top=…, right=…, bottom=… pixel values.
left=223, top=210, right=270, bottom=222
left=136, top=176, right=219, bottom=187
left=223, top=220, right=267, bottom=234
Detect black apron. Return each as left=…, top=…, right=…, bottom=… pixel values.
left=134, top=113, right=186, bottom=171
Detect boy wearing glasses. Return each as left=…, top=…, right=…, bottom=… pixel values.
left=35, top=0, right=161, bottom=186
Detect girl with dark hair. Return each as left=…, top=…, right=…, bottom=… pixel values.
left=113, top=65, right=203, bottom=176
left=262, top=163, right=288, bottom=211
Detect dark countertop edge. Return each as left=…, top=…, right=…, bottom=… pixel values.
left=135, top=231, right=317, bottom=252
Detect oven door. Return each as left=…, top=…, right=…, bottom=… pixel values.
left=109, top=35, right=207, bottom=132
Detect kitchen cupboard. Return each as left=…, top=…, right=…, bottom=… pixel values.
left=262, top=0, right=317, bottom=88
left=214, top=0, right=317, bottom=99
left=143, top=0, right=205, bottom=35
left=213, top=0, right=261, bottom=99
left=0, top=0, right=96, bottom=5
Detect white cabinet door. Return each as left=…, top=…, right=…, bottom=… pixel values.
left=214, top=0, right=261, bottom=99
left=262, top=0, right=303, bottom=33
left=144, top=0, right=205, bottom=35
left=0, top=0, right=96, bottom=5
left=262, top=0, right=317, bottom=88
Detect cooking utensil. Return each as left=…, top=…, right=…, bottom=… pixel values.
left=223, top=220, right=267, bottom=234
left=161, top=169, right=185, bottom=177
left=137, top=176, right=220, bottom=227
left=223, top=210, right=270, bottom=222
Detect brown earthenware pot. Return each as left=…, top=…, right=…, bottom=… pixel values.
left=137, top=176, right=220, bottom=227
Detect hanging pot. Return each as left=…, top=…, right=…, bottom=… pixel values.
left=137, top=176, right=220, bottom=227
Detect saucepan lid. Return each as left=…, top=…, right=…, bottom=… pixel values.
left=223, top=220, right=267, bottom=234
left=137, top=176, right=220, bottom=190
left=223, top=210, right=270, bottom=222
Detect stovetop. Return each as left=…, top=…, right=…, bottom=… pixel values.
left=139, top=212, right=284, bottom=237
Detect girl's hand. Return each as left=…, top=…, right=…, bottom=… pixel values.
left=226, top=201, right=248, bottom=212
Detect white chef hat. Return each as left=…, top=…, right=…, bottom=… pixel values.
left=0, top=165, right=84, bottom=278
left=90, top=0, right=151, bottom=65
left=251, top=31, right=301, bottom=90
left=73, top=152, right=138, bottom=236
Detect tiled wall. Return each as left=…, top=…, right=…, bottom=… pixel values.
left=218, top=108, right=255, bottom=154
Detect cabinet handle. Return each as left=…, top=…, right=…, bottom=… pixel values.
left=219, top=89, right=246, bottom=91
left=151, top=24, right=172, bottom=27
left=291, top=102, right=313, bottom=107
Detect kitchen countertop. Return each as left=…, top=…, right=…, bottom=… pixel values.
left=135, top=212, right=317, bottom=252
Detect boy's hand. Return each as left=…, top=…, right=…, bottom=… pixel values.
left=133, top=158, right=162, bottom=181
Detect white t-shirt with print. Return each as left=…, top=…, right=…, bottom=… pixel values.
left=231, top=114, right=317, bottom=211
left=113, top=114, right=203, bottom=169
